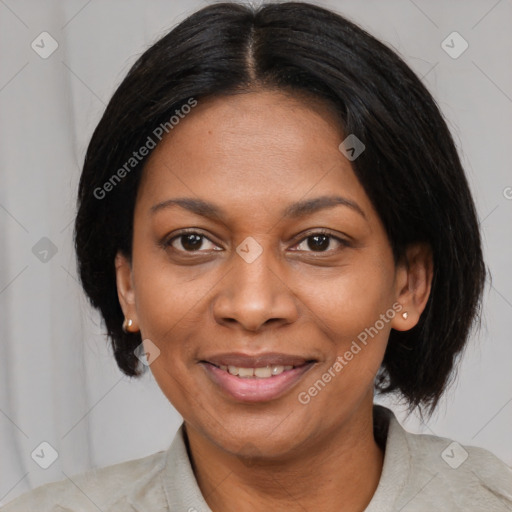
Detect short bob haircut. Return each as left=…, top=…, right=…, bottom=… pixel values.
left=74, top=1, right=486, bottom=415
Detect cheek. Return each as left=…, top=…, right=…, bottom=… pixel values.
left=297, top=254, right=396, bottom=381
left=129, top=255, right=210, bottom=408
left=301, top=255, right=396, bottom=337
left=296, top=276, right=394, bottom=417
left=133, top=262, right=206, bottom=412
left=131, top=245, right=216, bottom=340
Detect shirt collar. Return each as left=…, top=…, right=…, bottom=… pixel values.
left=162, top=405, right=411, bottom=511
left=364, top=405, right=412, bottom=511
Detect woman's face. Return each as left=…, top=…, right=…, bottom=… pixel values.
left=116, top=91, right=426, bottom=457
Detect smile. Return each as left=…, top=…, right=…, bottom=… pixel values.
left=200, top=359, right=315, bottom=402
left=216, top=364, right=294, bottom=378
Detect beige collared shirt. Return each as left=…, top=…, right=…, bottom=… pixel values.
left=2, top=405, right=511, bottom=511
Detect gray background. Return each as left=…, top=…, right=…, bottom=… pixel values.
left=0, top=0, right=511, bottom=504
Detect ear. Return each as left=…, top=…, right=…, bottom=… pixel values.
left=391, top=243, right=433, bottom=332
left=115, top=251, right=140, bottom=332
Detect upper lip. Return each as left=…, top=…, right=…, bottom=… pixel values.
left=202, top=352, right=315, bottom=368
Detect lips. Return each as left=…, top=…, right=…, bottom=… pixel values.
left=203, top=352, right=311, bottom=368
left=200, top=352, right=316, bottom=402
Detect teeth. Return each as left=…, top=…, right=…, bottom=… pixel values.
left=238, top=367, right=255, bottom=378
left=254, top=366, right=272, bottom=378
left=271, top=365, right=285, bottom=375
left=219, top=364, right=295, bottom=378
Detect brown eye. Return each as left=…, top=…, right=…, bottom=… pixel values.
left=307, top=234, right=330, bottom=251
left=179, top=233, right=204, bottom=251
left=167, top=232, right=220, bottom=253
left=294, top=232, right=347, bottom=253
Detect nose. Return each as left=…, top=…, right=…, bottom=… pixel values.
left=212, top=247, right=300, bottom=332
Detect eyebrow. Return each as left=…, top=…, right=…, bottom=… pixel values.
left=150, top=195, right=366, bottom=221
left=282, top=195, right=366, bottom=220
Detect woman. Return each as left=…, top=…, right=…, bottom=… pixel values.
left=3, top=2, right=511, bottom=511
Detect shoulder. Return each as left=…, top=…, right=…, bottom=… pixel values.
left=0, top=450, right=167, bottom=512
left=400, top=424, right=512, bottom=511
left=371, top=405, right=512, bottom=511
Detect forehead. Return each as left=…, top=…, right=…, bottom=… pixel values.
left=136, top=91, right=375, bottom=224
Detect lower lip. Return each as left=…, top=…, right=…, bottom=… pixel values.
left=201, top=362, right=315, bottom=403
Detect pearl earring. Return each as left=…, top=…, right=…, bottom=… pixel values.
left=122, top=318, right=133, bottom=333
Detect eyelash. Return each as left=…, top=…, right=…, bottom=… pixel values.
left=163, top=229, right=349, bottom=255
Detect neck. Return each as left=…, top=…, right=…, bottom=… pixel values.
left=184, top=401, right=384, bottom=512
